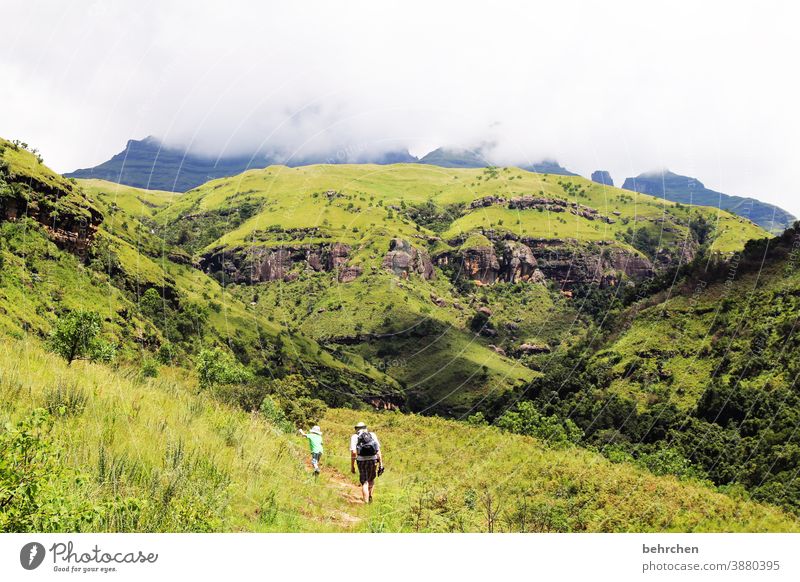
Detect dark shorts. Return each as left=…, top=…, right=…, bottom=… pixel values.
left=357, top=459, right=378, bottom=485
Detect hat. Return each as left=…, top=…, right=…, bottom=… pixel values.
left=354, top=421, right=367, bottom=430
left=310, top=426, right=322, bottom=435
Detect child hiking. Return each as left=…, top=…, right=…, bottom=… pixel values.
left=298, top=425, right=324, bottom=476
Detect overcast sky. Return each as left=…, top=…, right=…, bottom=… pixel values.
left=1, top=0, right=798, bottom=214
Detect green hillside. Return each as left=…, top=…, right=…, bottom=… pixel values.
left=3, top=138, right=799, bottom=532
left=139, top=163, right=766, bottom=412
left=2, top=337, right=796, bottom=532
left=509, top=225, right=800, bottom=514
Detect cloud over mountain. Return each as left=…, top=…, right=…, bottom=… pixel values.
left=1, top=0, right=798, bottom=214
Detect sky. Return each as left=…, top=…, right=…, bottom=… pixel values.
left=1, top=0, right=798, bottom=215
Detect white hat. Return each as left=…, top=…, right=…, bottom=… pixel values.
left=310, top=426, right=322, bottom=435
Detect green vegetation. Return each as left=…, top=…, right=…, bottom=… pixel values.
left=1, top=338, right=796, bottom=532
left=2, top=138, right=799, bottom=531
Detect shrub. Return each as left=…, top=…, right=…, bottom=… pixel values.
left=195, top=348, right=252, bottom=389
left=140, top=358, right=159, bottom=378
left=48, top=310, right=114, bottom=365
left=496, top=402, right=583, bottom=445
left=0, top=410, right=98, bottom=532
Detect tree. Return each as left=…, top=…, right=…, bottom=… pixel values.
left=195, top=348, right=251, bottom=389
left=49, top=310, right=109, bottom=365
left=496, top=401, right=583, bottom=445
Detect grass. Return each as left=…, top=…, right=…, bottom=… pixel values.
left=2, top=336, right=797, bottom=532
left=153, top=164, right=767, bottom=255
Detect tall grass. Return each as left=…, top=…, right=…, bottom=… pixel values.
left=1, top=337, right=798, bottom=532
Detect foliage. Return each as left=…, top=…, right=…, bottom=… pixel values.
left=48, top=310, right=115, bottom=365
left=496, top=401, right=583, bottom=445
left=195, top=348, right=252, bottom=389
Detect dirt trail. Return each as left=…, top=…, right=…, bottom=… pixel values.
left=302, top=457, right=364, bottom=525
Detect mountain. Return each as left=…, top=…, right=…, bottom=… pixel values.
left=64, top=136, right=265, bottom=193
left=591, top=170, right=614, bottom=186
left=65, top=136, right=418, bottom=192
left=417, top=147, right=490, bottom=168
left=66, top=139, right=579, bottom=191
left=7, top=135, right=800, bottom=530
left=622, top=170, right=796, bottom=234
left=417, top=147, right=578, bottom=175
left=519, top=159, right=578, bottom=176
left=151, top=163, right=766, bottom=413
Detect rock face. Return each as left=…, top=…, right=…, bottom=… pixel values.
left=0, top=166, right=102, bottom=257
left=591, top=170, right=614, bottom=187
left=500, top=241, right=539, bottom=283
left=460, top=245, right=501, bottom=284
left=470, top=194, right=615, bottom=223
left=527, top=239, right=654, bottom=287
left=200, top=242, right=361, bottom=284
left=382, top=238, right=435, bottom=280
left=441, top=232, right=659, bottom=289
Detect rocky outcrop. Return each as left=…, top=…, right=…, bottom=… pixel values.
left=518, top=343, right=551, bottom=355
left=591, top=170, right=614, bottom=187
left=525, top=239, right=654, bottom=287
left=501, top=241, right=539, bottom=283
left=0, top=167, right=103, bottom=257
left=200, top=242, right=361, bottom=284
left=461, top=245, right=501, bottom=284
left=443, top=231, right=659, bottom=289
left=469, top=195, right=506, bottom=209
left=470, top=194, right=615, bottom=223
left=338, top=265, right=362, bottom=283
left=382, top=238, right=435, bottom=280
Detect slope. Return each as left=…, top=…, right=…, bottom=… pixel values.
left=1, top=142, right=403, bottom=409
left=145, top=163, right=768, bottom=414
left=2, top=336, right=797, bottom=533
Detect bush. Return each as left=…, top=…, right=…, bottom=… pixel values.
left=263, top=375, right=327, bottom=429
left=496, top=402, right=583, bottom=446
left=49, top=310, right=108, bottom=365
left=195, top=348, right=252, bottom=389
left=140, top=358, right=159, bottom=378
left=0, top=410, right=97, bottom=532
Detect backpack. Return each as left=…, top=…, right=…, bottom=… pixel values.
left=356, top=431, right=377, bottom=457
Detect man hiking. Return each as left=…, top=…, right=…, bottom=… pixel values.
left=350, top=421, right=383, bottom=503
left=298, top=425, right=324, bottom=476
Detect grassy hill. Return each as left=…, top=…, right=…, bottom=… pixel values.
left=139, top=163, right=766, bottom=412
left=2, top=337, right=797, bottom=532
left=1, top=142, right=403, bottom=409
left=512, top=225, right=800, bottom=514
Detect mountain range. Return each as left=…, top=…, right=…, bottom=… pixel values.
left=4, top=134, right=800, bottom=530
left=66, top=137, right=795, bottom=234
left=622, top=170, right=795, bottom=234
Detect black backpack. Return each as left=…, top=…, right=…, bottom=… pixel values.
left=356, top=431, right=377, bottom=456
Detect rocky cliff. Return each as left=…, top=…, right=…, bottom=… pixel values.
left=591, top=170, right=614, bottom=187
left=440, top=232, right=654, bottom=288
left=382, top=238, right=435, bottom=280
left=0, top=143, right=103, bottom=256
left=200, top=242, right=360, bottom=284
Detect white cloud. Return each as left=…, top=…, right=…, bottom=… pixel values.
left=1, top=0, right=798, bottom=214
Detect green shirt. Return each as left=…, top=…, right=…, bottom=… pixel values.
left=305, top=433, right=323, bottom=454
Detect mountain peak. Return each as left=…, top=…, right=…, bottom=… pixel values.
left=622, top=170, right=794, bottom=233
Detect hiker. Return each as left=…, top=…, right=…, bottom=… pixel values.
left=350, top=421, right=383, bottom=503
left=298, top=425, right=324, bottom=476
